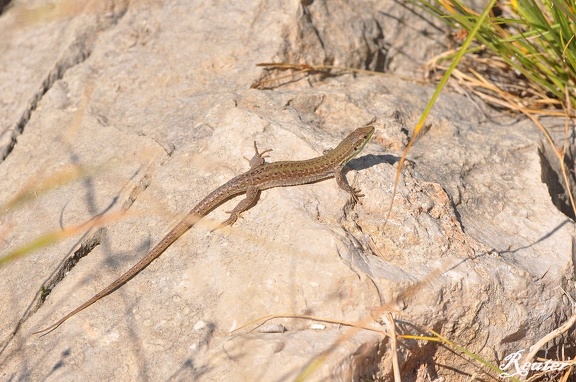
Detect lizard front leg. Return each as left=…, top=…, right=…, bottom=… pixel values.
left=335, top=169, right=363, bottom=203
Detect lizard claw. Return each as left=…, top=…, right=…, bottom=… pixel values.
left=350, top=188, right=364, bottom=204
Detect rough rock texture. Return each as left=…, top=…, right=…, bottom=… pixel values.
left=1, top=0, right=574, bottom=381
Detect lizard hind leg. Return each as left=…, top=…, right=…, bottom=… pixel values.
left=212, top=186, right=261, bottom=230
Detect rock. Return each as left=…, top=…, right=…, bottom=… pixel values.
left=0, top=0, right=572, bottom=381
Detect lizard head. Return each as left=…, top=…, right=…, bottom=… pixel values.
left=336, top=124, right=375, bottom=165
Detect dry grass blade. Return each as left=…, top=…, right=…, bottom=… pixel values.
left=251, top=62, right=345, bottom=89
left=252, top=62, right=418, bottom=89
left=417, top=0, right=576, bottom=219
left=383, top=0, right=498, bottom=227
left=426, top=329, right=516, bottom=381
left=0, top=211, right=126, bottom=267
left=384, top=313, right=401, bottom=382
left=0, top=165, right=88, bottom=213
left=230, top=313, right=389, bottom=336
left=522, top=291, right=576, bottom=364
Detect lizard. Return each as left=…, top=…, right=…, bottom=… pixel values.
left=34, top=124, right=375, bottom=335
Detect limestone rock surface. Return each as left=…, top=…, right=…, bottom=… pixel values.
left=0, top=0, right=574, bottom=381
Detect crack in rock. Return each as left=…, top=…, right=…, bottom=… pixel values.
left=0, top=0, right=11, bottom=16
left=539, top=142, right=576, bottom=220
left=35, top=227, right=106, bottom=311
left=6, top=228, right=104, bottom=343
left=7, top=148, right=157, bottom=342
left=37, top=162, right=155, bottom=313
left=1, top=4, right=128, bottom=160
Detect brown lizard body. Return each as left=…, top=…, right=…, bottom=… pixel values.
left=35, top=125, right=374, bottom=334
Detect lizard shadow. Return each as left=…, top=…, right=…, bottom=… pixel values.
left=346, top=153, right=400, bottom=172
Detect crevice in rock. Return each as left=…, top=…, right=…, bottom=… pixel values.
left=1, top=6, right=129, bottom=160
left=538, top=143, right=576, bottom=220
left=354, top=339, right=385, bottom=380
left=4, top=228, right=105, bottom=345
left=34, top=228, right=106, bottom=310
left=251, top=2, right=387, bottom=89
left=0, top=0, right=11, bottom=16
left=6, top=156, right=156, bottom=344
left=2, top=33, right=94, bottom=161
left=35, top=164, right=155, bottom=314
left=362, top=19, right=388, bottom=72
left=120, top=168, right=153, bottom=211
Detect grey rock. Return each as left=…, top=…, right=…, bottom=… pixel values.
left=0, top=0, right=571, bottom=381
